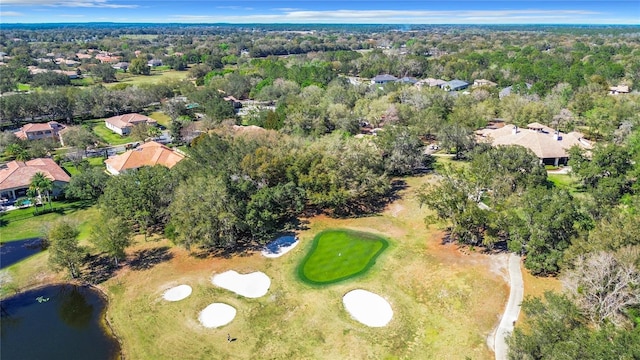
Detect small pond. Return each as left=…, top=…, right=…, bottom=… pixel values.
left=0, top=284, right=121, bottom=360
left=0, top=238, right=46, bottom=269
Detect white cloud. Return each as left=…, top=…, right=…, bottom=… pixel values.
left=0, top=11, right=23, bottom=16
left=170, top=8, right=619, bottom=24
left=1, top=0, right=137, bottom=8
left=216, top=6, right=253, bottom=11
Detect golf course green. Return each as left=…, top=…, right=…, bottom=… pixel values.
left=298, top=229, right=389, bottom=285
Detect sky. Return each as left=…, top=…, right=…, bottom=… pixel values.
left=0, top=0, right=638, bottom=25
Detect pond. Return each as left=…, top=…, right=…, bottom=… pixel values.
left=0, top=238, right=46, bottom=269
left=0, top=284, right=121, bottom=360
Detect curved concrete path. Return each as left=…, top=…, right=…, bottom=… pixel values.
left=494, top=253, right=524, bottom=360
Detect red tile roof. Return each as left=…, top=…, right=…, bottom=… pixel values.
left=104, top=141, right=184, bottom=174
left=0, top=158, right=70, bottom=192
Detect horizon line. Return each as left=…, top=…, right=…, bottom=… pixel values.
left=2, top=22, right=640, bottom=26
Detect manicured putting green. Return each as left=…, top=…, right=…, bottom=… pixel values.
left=298, top=229, right=389, bottom=285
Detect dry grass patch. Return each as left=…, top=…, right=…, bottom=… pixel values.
left=102, top=174, right=510, bottom=360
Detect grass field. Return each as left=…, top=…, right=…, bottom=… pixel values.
left=148, top=111, right=171, bottom=127
left=106, top=70, right=188, bottom=88
left=0, top=174, right=561, bottom=360
left=0, top=200, right=98, bottom=243
left=91, top=121, right=131, bottom=145
left=298, top=229, right=388, bottom=285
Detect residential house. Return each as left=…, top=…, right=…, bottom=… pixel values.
left=441, top=80, right=469, bottom=92
left=0, top=158, right=70, bottom=202
left=415, top=78, right=446, bottom=88
left=371, top=74, right=398, bottom=85
left=14, top=121, right=65, bottom=144
left=105, top=113, right=157, bottom=136
left=473, top=79, right=497, bottom=87
left=396, top=76, right=418, bottom=85
left=113, top=62, right=129, bottom=71
left=223, top=95, right=243, bottom=109
left=147, top=59, right=163, bottom=67
left=477, top=122, right=593, bottom=166
left=609, top=85, right=630, bottom=95
left=104, top=141, right=185, bottom=175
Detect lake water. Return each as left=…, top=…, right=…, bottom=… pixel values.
left=0, top=238, right=45, bottom=269
left=0, top=284, right=121, bottom=360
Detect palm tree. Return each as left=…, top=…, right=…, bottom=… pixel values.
left=30, top=172, right=54, bottom=211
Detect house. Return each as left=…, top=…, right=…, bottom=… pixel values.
left=147, top=59, right=163, bottom=67
left=104, top=113, right=157, bottom=136
left=499, top=83, right=532, bottom=98
left=371, top=74, right=398, bottom=85
left=0, top=158, right=70, bottom=202
left=396, top=76, right=418, bottom=85
left=416, top=78, right=447, bottom=88
left=473, top=79, right=497, bottom=87
left=441, top=80, right=469, bottom=92
left=104, top=141, right=185, bottom=175
left=477, top=122, right=593, bottom=166
left=113, top=62, right=129, bottom=71
left=609, top=85, right=630, bottom=95
left=223, top=95, right=243, bottom=109
left=14, top=121, right=65, bottom=144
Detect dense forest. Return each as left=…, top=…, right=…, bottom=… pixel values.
left=1, top=24, right=639, bottom=358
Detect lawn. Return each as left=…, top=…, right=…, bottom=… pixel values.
left=61, top=157, right=105, bottom=175
left=106, top=70, right=188, bottom=88
left=298, top=229, right=388, bottom=285
left=148, top=111, right=171, bottom=127
left=547, top=173, right=585, bottom=196
left=91, top=121, right=131, bottom=145
left=0, top=200, right=98, bottom=243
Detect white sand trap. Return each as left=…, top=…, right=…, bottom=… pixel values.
left=212, top=270, right=271, bottom=298
left=343, top=289, right=393, bottom=327
left=162, top=284, right=192, bottom=301
left=199, top=303, right=236, bottom=328
left=262, top=235, right=299, bottom=258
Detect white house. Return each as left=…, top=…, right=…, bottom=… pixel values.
left=104, top=113, right=157, bottom=136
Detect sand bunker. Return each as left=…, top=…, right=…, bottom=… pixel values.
left=212, top=270, right=271, bottom=298
left=198, top=303, right=236, bottom=328
left=343, top=289, right=393, bottom=327
left=162, top=285, right=192, bottom=301
left=262, top=235, right=299, bottom=258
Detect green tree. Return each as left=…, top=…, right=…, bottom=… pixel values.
left=90, top=213, right=132, bottom=266
left=129, top=58, right=150, bottom=75
left=507, top=292, right=640, bottom=360
left=168, top=175, right=244, bottom=250
left=65, top=167, right=110, bottom=201
left=437, top=123, right=476, bottom=159
left=376, top=127, right=431, bottom=176
left=92, top=63, right=117, bottom=83
left=507, top=187, right=582, bottom=275
left=46, top=220, right=85, bottom=278
left=30, top=171, right=54, bottom=210
left=100, top=165, right=176, bottom=237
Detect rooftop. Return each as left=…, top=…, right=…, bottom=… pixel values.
left=0, top=158, right=71, bottom=192
left=105, top=141, right=185, bottom=174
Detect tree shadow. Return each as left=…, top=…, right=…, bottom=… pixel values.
left=330, top=179, right=408, bottom=218
left=82, top=254, right=118, bottom=284
left=190, top=239, right=255, bottom=259
left=129, top=246, right=173, bottom=271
